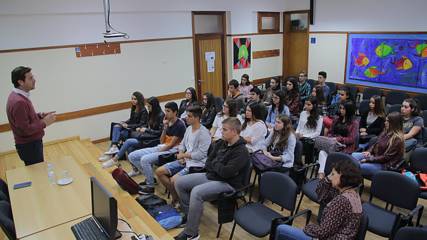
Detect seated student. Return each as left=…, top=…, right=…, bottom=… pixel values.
left=200, top=92, right=217, bottom=129
left=296, top=97, right=323, bottom=164
left=226, top=79, right=246, bottom=112
left=101, top=97, right=165, bottom=171
left=178, top=87, right=198, bottom=119
left=359, top=95, right=385, bottom=147
left=285, top=78, right=302, bottom=117
left=252, top=115, right=296, bottom=171
left=210, top=99, right=243, bottom=141
left=324, top=86, right=351, bottom=134
left=401, top=98, right=424, bottom=151
left=311, top=85, right=328, bottom=116
left=155, top=106, right=211, bottom=206
left=245, top=86, right=268, bottom=120
left=104, top=91, right=148, bottom=155
left=240, top=102, right=268, bottom=153
left=238, top=74, right=253, bottom=98
left=352, top=112, right=404, bottom=177
left=128, top=102, right=186, bottom=194
left=266, top=90, right=290, bottom=128
left=298, top=71, right=312, bottom=105
left=317, top=71, right=330, bottom=100
left=174, top=117, right=250, bottom=240
left=263, top=77, right=281, bottom=104
left=318, top=101, right=358, bottom=178
left=274, top=160, right=363, bottom=240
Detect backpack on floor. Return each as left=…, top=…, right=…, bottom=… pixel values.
left=112, top=167, right=140, bottom=194
left=146, top=204, right=182, bottom=230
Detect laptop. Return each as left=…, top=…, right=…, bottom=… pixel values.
left=71, top=177, right=122, bottom=240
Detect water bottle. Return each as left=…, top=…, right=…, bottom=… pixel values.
left=47, top=163, right=56, bottom=185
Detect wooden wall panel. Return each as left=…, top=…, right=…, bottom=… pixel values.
left=253, top=49, right=280, bottom=59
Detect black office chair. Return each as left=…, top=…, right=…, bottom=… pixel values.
left=355, top=212, right=369, bottom=240
left=385, top=91, right=408, bottom=106
left=408, top=147, right=427, bottom=200
left=394, top=226, right=427, bottom=240
left=348, top=86, right=359, bottom=103
left=215, top=161, right=253, bottom=238
left=229, top=172, right=298, bottom=239
left=325, top=82, right=336, bottom=96
left=386, top=104, right=401, bottom=114
left=362, top=87, right=382, bottom=100
left=422, top=111, right=427, bottom=127
left=414, top=94, right=427, bottom=111
left=358, top=99, right=370, bottom=116
left=295, top=152, right=359, bottom=213
left=362, top=171, right=424, bottom=239
left=250, top=140, right=303, bottom=201
left=0, top=200, right=16, bottom=240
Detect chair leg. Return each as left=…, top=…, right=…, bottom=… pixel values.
left=295, top=193, right=304, bottom=213
left=229, top=221, right=237, bottom=240
left=249, top=173, right=258, bottom=201
left=216, top=224, right=222, bottom=238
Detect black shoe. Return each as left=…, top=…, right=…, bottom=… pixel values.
left=139, top=185, right=155, bottom=194
left=178, top=213, right=187, bottom=228
left=139, top=178, right=157, bottom=186
left=174, top=231, right=199, bottom=240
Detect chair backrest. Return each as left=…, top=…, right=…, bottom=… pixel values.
left=410, top=147, right=427, bottom=173
left=387, top=104, right=401, bottom=114
left=355, top=212, right=369, bottom=240
left=394, top=226, right=427, bottom=240
left=260, top=172, right=298, bottom=212
left=414, top=95, right=427, bottom=111
left=423, top=111, right=427, bottom=127
left=293, top=140, right=303, bottom=166
left=370, top=171, right=420, bottom=210
left=358, top=99, right=370, bottom=116
left=386, top=91, right=408, bottom=105
left=325, top=82, right=337, bottom=95
left=348, top=86, right=358, bottom=103
left=242, top=161, right=253, bottom=190
left=324, top=152, right=359, bottom=176
left=363, top=87, right=382, bottom=100
left=0, top=200, right=16, bottom=240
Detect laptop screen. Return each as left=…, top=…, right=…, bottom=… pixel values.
left=90, top=177, right=118, bottom=239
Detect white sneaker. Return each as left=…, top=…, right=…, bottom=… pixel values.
left=105, top=146, right=119, bottom=155
left=128, top=169, right=141, bottom=177
left=102, top=159, right=118, bottom=168
left=98, top=155, right=112, bottom=162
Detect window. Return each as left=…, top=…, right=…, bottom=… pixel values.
left=257, top=12, right=280, bottom=33
left=290, top=13, right=308, bottom=32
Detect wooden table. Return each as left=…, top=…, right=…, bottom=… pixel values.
left=6, top=156, right=91, bottom=239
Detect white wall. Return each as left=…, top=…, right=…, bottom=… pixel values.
left=307, top=0, right=427, bottom=83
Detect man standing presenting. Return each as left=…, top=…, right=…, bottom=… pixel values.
left=6, top=66, right=56, bottom=166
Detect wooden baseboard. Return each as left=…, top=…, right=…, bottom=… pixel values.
left=0, top=136, right=80, bottom=156
left=92, top=137, right=110, bottom=144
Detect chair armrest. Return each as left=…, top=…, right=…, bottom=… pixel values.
left=269, top=209, right=312, bottom=240
left=219, top=183, right=252, bottom=199
left=387, top=158, right=406, bottom=172
left=407, top=204, right=424, bottom=226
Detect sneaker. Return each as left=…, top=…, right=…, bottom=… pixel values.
left=128, top=169, right=141, bottom=177
left=98, top=155, right=112, bottom=162
left=102, top=159, right=118, bottom=168
left=139, top=185, right=155, bottom=194
left=139, top=178, right=158, bottom=186
left=174, top=231, right=199, bottom=240
left=105, top=146, right=119, bottom=155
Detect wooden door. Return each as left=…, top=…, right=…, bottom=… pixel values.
left=283, top=11, right=310, bottom=77
left=196, top=36, right=224, bottom=97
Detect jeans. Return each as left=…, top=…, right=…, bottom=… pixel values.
left=111, top=124, right=129, bottom=145
left=274, top=224, right=312, bottom=240
left=175, top=173, right=234, bottom=236
left=115, top=138, right=141, bottom=159
left=16, top=139, right=44, bottom=166
left=351, top=152, right=384, bottom=177
left=128, top=145, right=177, bottom=186
left=404, top=138, right=418, bottom=152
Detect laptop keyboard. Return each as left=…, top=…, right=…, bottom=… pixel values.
left=71, top=217, right=109, bottom=240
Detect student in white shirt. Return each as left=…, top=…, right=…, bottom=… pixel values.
left=240, top=102, right=268, bottom=152
left=296, top=97, right=323, bottom=164
left=210, top=99, right=243, bottom=141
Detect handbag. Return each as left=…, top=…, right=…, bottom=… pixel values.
left=112, top=167, right=140, bottom=194
left=314, top=136, right=345, bottom=154
left=251, top=151, right=282, bottom=171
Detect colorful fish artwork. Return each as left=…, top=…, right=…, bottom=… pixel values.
left=355, top=53, right=369, bottom=66
left=395, top=56, right=413, bottom=70
left=364, top=66, right=384, bottom=78
left=375, top=42, right=393, bottom=57
left=415, top=43, right=427, bottom=57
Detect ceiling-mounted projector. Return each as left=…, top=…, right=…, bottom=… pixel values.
left=103, top=0, right=129, bottom=39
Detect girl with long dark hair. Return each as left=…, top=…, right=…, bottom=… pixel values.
left=200, top=92, right=217, bottom=129
left=359, top=95, right=385, bottom=146
left=285, top=78, right=301, bottom=116
left=240, top=102, right=268, bottom=152
left=178, top=87, right=198, bottom=118
left=266, top=90, right=290, bottom=128
left=210, top=99, right=243, bottom=140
